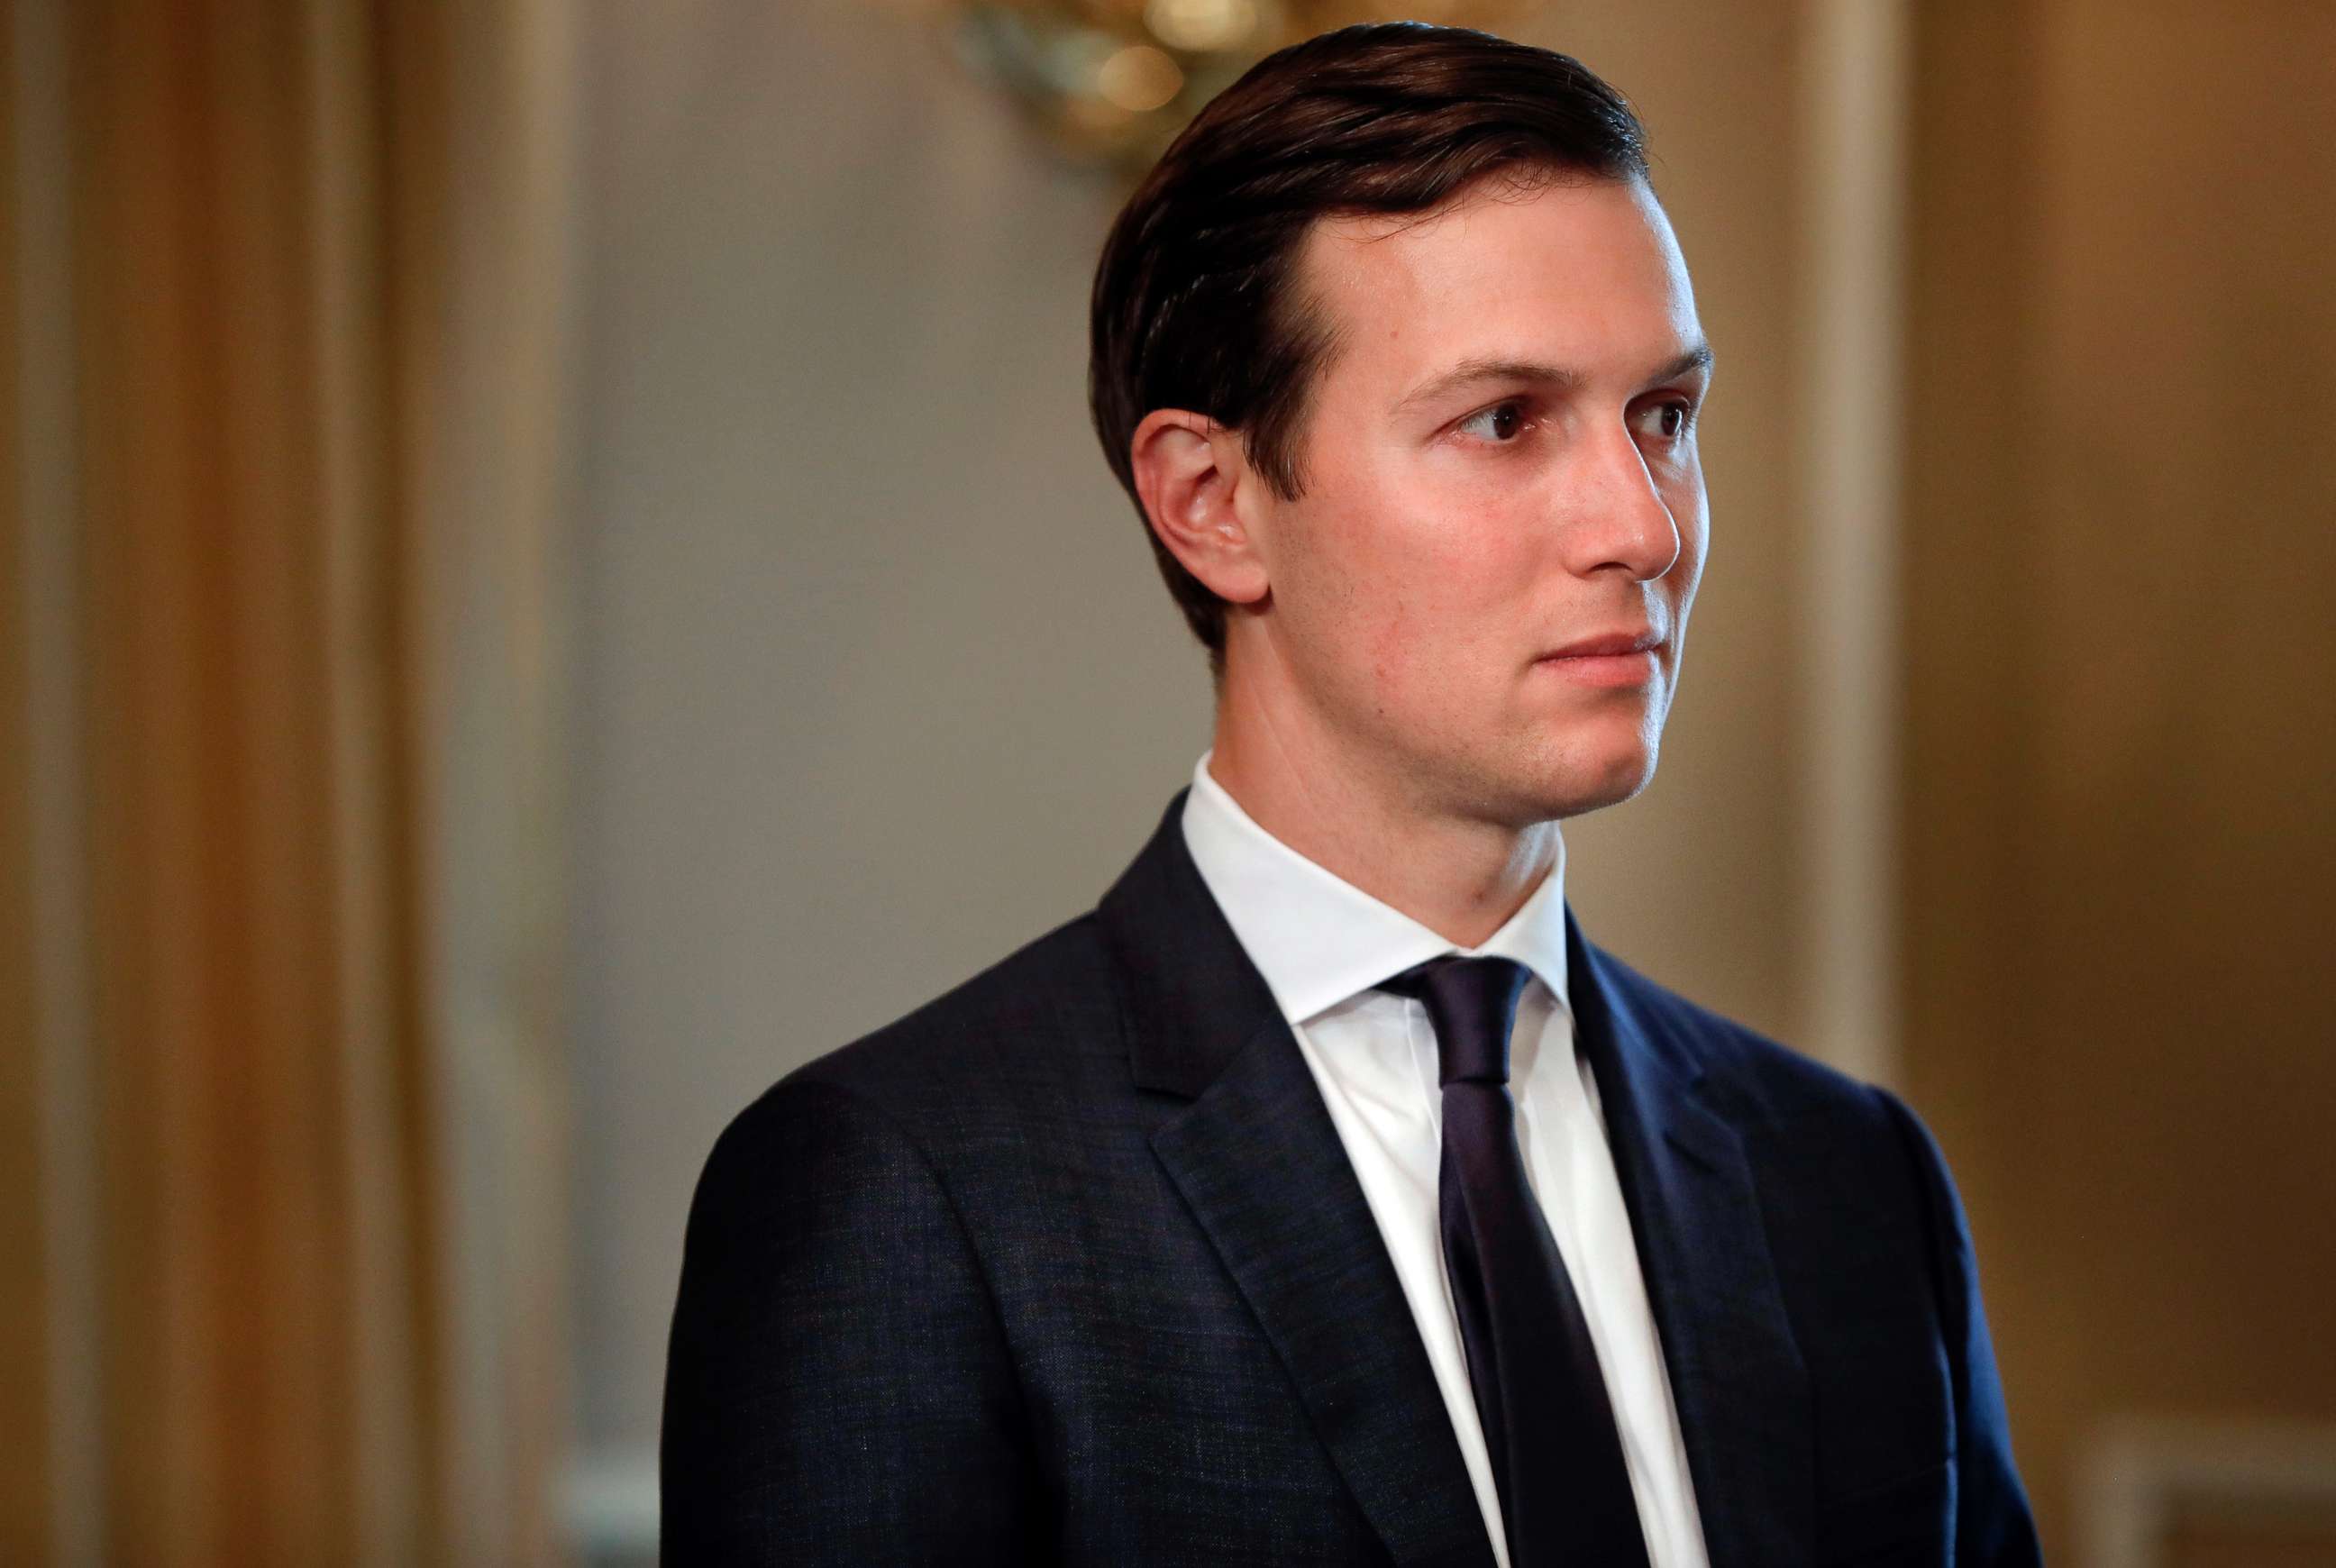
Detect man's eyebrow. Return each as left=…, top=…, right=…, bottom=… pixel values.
left=1392, top=340, right=1716, bottom=415
left=1392, top=357, right=1581, bottom=414
left=1644, top=342, right=1716, bottom=389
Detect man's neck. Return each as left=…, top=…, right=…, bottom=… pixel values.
left=1206, top=697, right=1557, bottom=952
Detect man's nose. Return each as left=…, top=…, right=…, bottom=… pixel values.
left=1565, top=423, right=1682, bottom=582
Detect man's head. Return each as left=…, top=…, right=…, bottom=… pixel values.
left=1089, top=23, right=1712, bottom=827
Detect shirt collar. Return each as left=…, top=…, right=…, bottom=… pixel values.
left=1178, top=752, right=1571, bottom=1026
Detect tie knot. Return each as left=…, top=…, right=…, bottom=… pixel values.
left=1379, top=954, right=1531, bottom=1085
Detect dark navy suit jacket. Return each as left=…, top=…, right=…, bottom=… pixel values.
left=662, top=793, right=2041, bottom=1564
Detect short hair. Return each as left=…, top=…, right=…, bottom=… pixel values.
left=1087, top=23, right=1650, bottom=670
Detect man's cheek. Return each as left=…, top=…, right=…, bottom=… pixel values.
left=1365, top=614, right=1412, bottom=697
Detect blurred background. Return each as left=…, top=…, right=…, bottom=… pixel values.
left=3, top=0, right=2331, bottom=1563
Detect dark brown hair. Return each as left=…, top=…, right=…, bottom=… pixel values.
left=1087, top=23, right=1649, bottom=670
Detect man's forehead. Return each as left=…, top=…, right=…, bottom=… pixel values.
left=1289, top=176, right=1702, bottom=392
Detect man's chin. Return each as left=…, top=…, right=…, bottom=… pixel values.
left=1516, top=741, right=1657, bottom=823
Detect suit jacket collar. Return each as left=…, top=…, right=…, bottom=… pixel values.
left=1100, top=789, right=1280, bottom=1100
left=1096, top=790, right=1814, bottom=1568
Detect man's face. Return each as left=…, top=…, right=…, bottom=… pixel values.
left=1240, top=173, right=1711, bottom=826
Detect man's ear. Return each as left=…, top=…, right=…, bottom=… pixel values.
left=1128, top=409, right=1271, bottom=606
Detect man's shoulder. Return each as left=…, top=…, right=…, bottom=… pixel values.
left=1591, top=940, right=1973, bottom=1304
left=727, top=909, right=1127, bottom=1147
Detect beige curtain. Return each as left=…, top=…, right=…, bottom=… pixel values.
left=2, top=0, right=575, bottom=1562
left=1903, top=5, right=2336, bottom=1563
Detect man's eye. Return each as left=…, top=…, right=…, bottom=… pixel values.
left=1637, top=400, right=1694, bottom=442
left=1456, top=402, right=1528, bottom=442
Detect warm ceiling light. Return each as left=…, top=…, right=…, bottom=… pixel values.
left=1144, top=0, right=1259, bottom=53
left=949, top=0, right=1536, bottom=170
left=1096, top=43, right=1184, bottom=113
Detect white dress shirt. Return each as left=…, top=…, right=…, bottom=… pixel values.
left=1179, top=752, right=1711, bottom=1568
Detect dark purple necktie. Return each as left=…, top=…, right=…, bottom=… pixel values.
left=1380, top=954, right=1652, bottom=1568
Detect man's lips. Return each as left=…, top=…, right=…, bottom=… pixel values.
left=1535, top=628, right=1665, bottom=688
left=1540, top=627, right=1665, bottom=660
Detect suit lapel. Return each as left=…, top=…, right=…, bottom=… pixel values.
left=1100, top=796, right=1495, bottom=1568
left=1565, top=910, right=1816, bottom=1568
left=1152, top=1027, right=1498, bottom=1568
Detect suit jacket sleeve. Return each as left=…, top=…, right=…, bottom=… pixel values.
left=1872, top=1087, right=2043, bottom=1568
left=661, top=1075, right=1036, bottom=1564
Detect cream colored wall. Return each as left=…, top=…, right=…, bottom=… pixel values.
left=563, top=0, right=1818, bottom=1536
left=565, top=0, right=1212, bottom=1480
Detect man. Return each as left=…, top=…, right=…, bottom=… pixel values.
left=662, top=22, right=2039, bottom=1567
